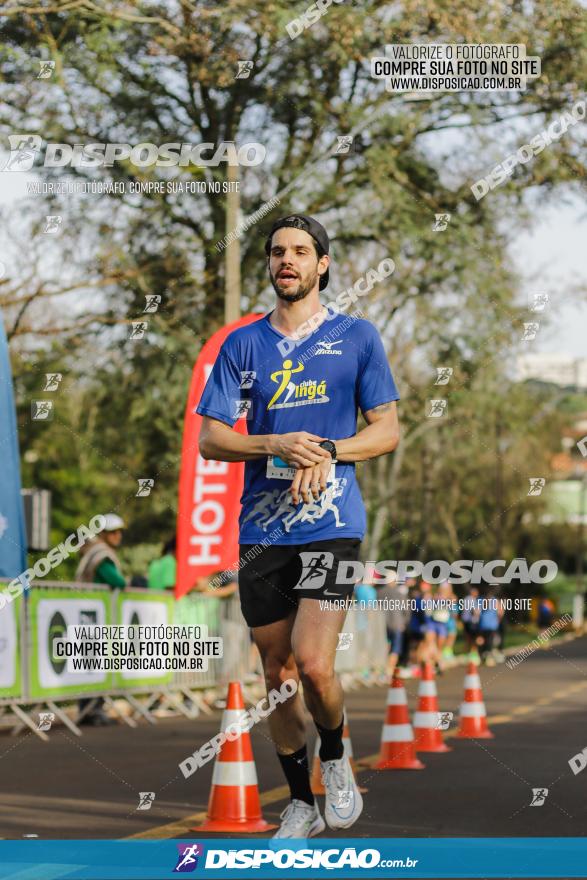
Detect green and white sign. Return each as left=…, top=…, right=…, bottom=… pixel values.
left=0, top=594, right=21, bottom=699
left=115, top=591, right=174, bottom=687
left=28, top=588, right=112, bottom=698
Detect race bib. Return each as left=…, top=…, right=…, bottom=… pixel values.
left=266, top=455, right=336, bottom=482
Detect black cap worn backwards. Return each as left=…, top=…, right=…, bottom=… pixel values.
left=264, top=214, right=330, bottom=291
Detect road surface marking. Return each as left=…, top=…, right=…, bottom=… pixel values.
left=127, top=785, right=290, bottom=840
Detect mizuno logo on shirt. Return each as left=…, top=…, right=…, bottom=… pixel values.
left=314, top=339, right=344, bottom=355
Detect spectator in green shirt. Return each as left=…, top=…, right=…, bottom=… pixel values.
left=148, top=537, right=176, bottom=591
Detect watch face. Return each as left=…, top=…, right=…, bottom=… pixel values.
left=321, top=440, right=336, bottom=457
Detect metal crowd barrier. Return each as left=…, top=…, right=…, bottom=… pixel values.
left=172, top=592, right=251, bottom=689
left=0, top=579, right=389, bottom=738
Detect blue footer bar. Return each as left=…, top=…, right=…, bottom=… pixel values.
left=0, top=838, right=586, bottom=879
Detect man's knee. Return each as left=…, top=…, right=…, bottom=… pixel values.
left=295, top=655, right=335, bottom=694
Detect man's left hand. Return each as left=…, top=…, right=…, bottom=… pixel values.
left=289, top=456, right=331, bottom=505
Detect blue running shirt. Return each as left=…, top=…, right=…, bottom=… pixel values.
left=196, top=311, right=400, bottom=545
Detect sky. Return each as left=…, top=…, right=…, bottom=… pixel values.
left=510, top=197, right=586, bottom=358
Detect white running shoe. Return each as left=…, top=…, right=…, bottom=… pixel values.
left=272, top=799, right=325, bottom=839
left=321, top=755, right=364, bottom=830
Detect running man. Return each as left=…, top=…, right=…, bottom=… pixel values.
left=197, top=214, right=400, bottom=838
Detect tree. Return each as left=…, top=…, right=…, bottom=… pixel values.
left=1, top=0, right=585, bottom=562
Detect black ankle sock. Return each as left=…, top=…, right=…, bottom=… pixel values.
left=316, top=715, right=344, bottom=761
left=277, top=745, right=314, bottom=806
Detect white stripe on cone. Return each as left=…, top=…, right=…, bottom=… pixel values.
left=413, top=711, right=440, bottom=728
left=464, top=674, right=481, bottom=689
left=212, top=760, right=258, bottom=786
left=381, top=724, right=414, bottom=742
left=460, top=702, right=486, bottom=718
left=221, top=709, right=248, bottom=728
left=387, top=689, right=408, bottom=705
left=418, top=682, right=437, bottom=697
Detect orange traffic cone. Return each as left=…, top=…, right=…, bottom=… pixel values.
left=457, top=662, right=494, bottom=739
left=413, top=662, right=451, bottom=753
left=376, top=670, right=425, bottom=770
left=311, top=709, right=368, bottom=794
left=194, top=681, right=277, bottom=832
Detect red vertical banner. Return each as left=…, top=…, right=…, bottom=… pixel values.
left=175, top=313, right=263, bottom=599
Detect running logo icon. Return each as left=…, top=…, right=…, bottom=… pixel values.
left=173, top=843, right=203, bottom=872
left=527, top=478, right=545, bottom=496
left=43, top=215, right=62, bottom=234
left=427, top=399, right=447, bottom=418
left=235, top=60, right=253, bottom=79
left=37, top=60, right=56, bottom=79
left=144, top=294, right=161, bottom=313
left=334, top=135, right=354, bottom=154
left=44, top=373, right=63, bottom=391
left=530, top=788, right=548, bottom=807
left=432, top=213, right=451, bottom=231
left=336, top=632, right=354, bottom=651
left=31, top=401, right=54, bottom=421
left=37, top=712, right=55, bottom=732
left=2, top=135, right=42, bottom=172
left=435, top=367, right=453, bottom=385
left=129, top=321, right=148, bottom=340
left=529, top=293, right=549, bottom=312
left=136, top=792, right=155, bottom=811
left=136, top=479, right=155, bottom=497
left=522, top=322, right=539, bottom=341
left=436, top=711, right=453, bottom=730
left=293, top=551, right=334, bottom=589
left=233, top=399, right=252, bottom=420
left=337, top=790, right=353, bottom=807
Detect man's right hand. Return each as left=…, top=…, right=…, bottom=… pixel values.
left=269, top=432, right=331, bottom=468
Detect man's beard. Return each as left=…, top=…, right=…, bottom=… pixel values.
left=270, top=268, right=318, bottom=302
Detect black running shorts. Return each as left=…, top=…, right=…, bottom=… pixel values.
left=238, top=538, right=361, bottom=628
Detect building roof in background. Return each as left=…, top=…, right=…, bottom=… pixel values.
left=517, top=354, right=587, bottom=389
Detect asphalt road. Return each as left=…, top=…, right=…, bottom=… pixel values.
left=0, top=634, right=585, bottom=857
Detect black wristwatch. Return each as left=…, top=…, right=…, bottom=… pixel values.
left=319, top=439, right=338, bottom=462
